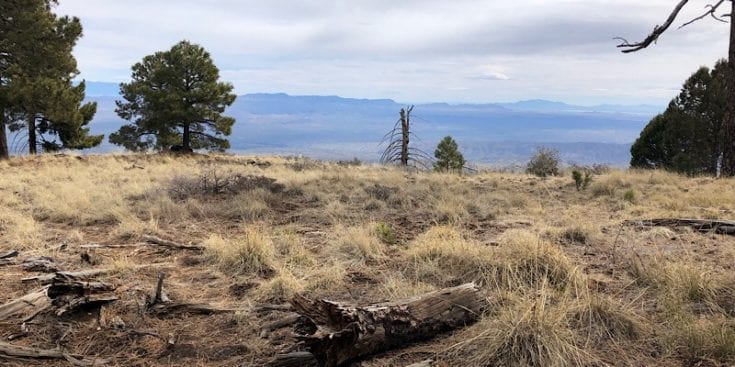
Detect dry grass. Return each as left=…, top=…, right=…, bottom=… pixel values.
left=2, top=154, right=735, bottom=366
left=204, top=228, right=275, bottom=277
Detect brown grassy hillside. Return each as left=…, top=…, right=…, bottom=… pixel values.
left=1, top=154, right=734, bottom=366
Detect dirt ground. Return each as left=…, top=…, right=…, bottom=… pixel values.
left=1, top=154, right=735, bottom=366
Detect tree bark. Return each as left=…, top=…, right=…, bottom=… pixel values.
left=182, top=123, right=191, bottom=151
left=624, top=218, right=735, bottom=235
left=0, top=107, right=9, bottom=160
left=722, top=0, right=735, bottom=176
left=284, top=283, right=485, bottom=367
left=400, top=109, right=409, bottom=166
left=27, top=112, right=37, bottom=155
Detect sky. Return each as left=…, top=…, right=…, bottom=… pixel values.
left=56, top=0, right=731, bottom=106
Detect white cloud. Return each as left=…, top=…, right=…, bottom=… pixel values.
left=56, top=0, right=730, bottom=105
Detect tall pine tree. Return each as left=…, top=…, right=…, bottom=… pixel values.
left=631, top=61, right=728, bottom=175
left=0, top=0, right=101, bottom=156
left=111, top=41, right=236, bottom=152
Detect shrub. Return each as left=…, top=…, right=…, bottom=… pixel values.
left=375, top=222, right=397, bottom=245
left=572, top=170, right=593, bottom=191
left=527, top=147, right=561, bottom=177
left=622, top=189, right=637, bottom=204
left=168, top=168, right=284, bottom=200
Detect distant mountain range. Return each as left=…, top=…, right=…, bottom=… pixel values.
left=72, top=82, right=663, bottom=167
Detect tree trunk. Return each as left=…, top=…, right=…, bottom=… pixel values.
left=27, top=112, right=37, bottom=155
left=282, top=283, right=485, bottom=367
left=722, top=0, right=735, bottom=176
left=182, top=123, right=191, bottom=151
left=400, top=109, right=409, bottom=166
left=0, top=107, right=8, bottom=160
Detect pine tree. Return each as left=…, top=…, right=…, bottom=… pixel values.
left=433, top=136, right=465, bottom=172
left=0, top=0, right=101, bottom=155
left=631, top=61, right=728, bottom=175
left=111, top=41, right=237, bottom=152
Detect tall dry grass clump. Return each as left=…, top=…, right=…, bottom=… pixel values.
left=204, top=228, right=275, bottom=277
left=450, top=290, right=589, bottom=367
left=492, top=229, right=583, bottom=292
left=406, top=225, right=495, bottom=285
left=331, top=224, right=386, bottom=264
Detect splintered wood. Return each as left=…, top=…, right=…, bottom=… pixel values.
left=270, top=282, right=485, bottom=367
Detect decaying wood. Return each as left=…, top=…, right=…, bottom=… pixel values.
left=262, top=313, right=302, bottom=333
left=0, top=287, right=51, bottom=321
left=145, top=272, right=237, bottom=316
left=0, top=250, right=19, bottom=259
left=48, top=276, right=117, bottom=316
left=22, top=269, right=112, bottom=284
left=22, top=263, right=174, bottom=284
left=286, top=282, right=485, bottom=367
left=143, top=235, right=204, bottom=251
left=269, top=352, right=318, bottom=367
left=79, top=243, right=142, bottom=249
left=21, top=256, right=59, bottom=273
left=625, top=218, right=735, bottom=235
left=0, top=341, right=108, bottom=366
left=254, top=304, right=295, bottom=313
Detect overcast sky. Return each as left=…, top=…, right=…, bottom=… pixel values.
left=56, top=0, right=730, bottom=105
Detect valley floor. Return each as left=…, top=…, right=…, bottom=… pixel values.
left=1, top=154, right=734, bottom=366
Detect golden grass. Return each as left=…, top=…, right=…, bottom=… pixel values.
left=204, top=228, right=275, bottom=277
left=3, top=154, right=735, bottom=366
left=451, top=289, right=589, bottom=367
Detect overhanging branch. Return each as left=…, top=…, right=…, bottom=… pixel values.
left=616, top=0, right=691, bottom=53
left=680, top=0, right=728, bottom=28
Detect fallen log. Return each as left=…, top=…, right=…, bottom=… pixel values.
left=0, top=287, right=51, bottom=321
left=0, top=341, right=108, bottom=366
left=22, top=269, right=111, bottom=284
left=624, top=218, right=735, bottom=235
left=49, top=276, right=117, bottom=316
left=145, top=273, right=239, bottom=316
left=22, top=263, right=174, bottom=284
left=21, top=256, right=59, bottom=273
left=284, top=282, right=485, bottom=367
left=0, top=250, right=19, bottom=259
left=143, top=235, right=204, bottom=251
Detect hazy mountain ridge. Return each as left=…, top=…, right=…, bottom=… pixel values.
left=79, top=82, right=661, bottom=166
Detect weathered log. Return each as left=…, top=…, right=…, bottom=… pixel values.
left=624, top=218, right=735, bottom=235
left=143, top=235, right=204, bottom=251
left=47, top=275, right=117, bottom=316
left=54, top=295, right=118, bottom=317
left=0, top=287, right=50, bottom=321
left=22, top=269, right=111, bottom=284
left=22, top=263, right=174, bottom=284
left=0, top=250, right=19, bottom=259
left=254, top=304, right=295, bottom=313
left=145, top=272, right=238, bottom=316
left=289, top=282, right=485, bottom=367
left=263, top=313, right=302, bottom=333
left=0, top=341, right=108, bottom=366
left=21, top=256, right=59, bottom=272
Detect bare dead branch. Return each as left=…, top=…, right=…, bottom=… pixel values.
left=680, top=0, right=728, bottom=28
left=616, top=0, right=690, bottom=53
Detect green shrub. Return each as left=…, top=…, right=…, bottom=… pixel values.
left=375, top=222, right=397, bottom=245
left=527, top=147, right=561, bottom=177
left=571, top=170, right=592, bottom=191
left=622, top=189, right=637, bottom=204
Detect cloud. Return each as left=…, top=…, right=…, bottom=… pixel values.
left=55, top=0, right=730, bottom=105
